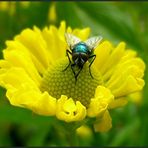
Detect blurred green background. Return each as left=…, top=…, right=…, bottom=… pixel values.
left=0, top=1, right=148, bottom=146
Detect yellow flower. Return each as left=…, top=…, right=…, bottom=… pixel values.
left=0, top=2, right=30, bottom=15
left=48, top=2, right=57, bottom=23
left=0, top=21, right=145, bottom=132
left=76, top=125, right=93, bottom=138
left=0, top=2, right=15, bottom=15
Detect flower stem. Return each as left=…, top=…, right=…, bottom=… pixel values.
left=65, top=126, right=78, bottom=146
left=60, top=121, right=82, bottom=146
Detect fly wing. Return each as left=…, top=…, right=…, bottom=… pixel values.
left=84, top=36, right=103, bottom=50
left=65, top=33, right=81, bottom=49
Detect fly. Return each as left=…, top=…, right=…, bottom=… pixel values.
left=64, top=33, right=102, bottom=81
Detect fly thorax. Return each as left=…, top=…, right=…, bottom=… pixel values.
left=73, top=42, right=89, bottom=53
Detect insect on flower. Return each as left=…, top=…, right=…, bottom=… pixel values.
left=64, top=33, right=103, bottom=81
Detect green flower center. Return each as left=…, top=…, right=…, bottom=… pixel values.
left=40, top=58, right=103, bottom=107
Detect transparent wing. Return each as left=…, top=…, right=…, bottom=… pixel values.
left=84, top=36, right=103, bottom=50
left=65, top=33, right=81, bottom=49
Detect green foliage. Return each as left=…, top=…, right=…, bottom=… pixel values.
left=0, top=1, right=147, bottom=146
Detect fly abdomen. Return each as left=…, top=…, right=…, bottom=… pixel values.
left=72, top=53, right=88, bottom=67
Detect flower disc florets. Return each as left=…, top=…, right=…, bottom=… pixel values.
left=40, top=58, right=103, bottom=107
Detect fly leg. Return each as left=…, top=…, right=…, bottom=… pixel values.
left=75, top=66, right=83, bottom=83
left=71, top=62, right=77, bottom=83
left=88, top=54, right=96, bottom=79
left=71, top=57, right=79, bottom=82
left=74, top=56, right=84, bottom=83
left=63, top=49, right=72, bottom=71
left=71, top=57, right=83, bottom=83
left=63, top=49, right=77, bottom=82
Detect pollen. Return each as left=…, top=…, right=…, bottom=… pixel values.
left=40, top=58, right=103, bottom=107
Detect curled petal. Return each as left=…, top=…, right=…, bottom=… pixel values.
left=56, top=95, right=86, bottom=122
left=94, top=110, right=112, bottom=132
left=87, top=86, right=114, bottom=117
left=87, top=99, right=108, bottom=118
left=31, top=92, right=56, bottom=116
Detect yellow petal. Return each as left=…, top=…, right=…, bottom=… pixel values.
left=5, top=40, right=47, bottom=75
left=59, top=21, right=66, bottom=35
left=100, top=42, right=126, bottom=79
left=0, top=67, right=56, bottom=116
left=42, top=24, right=66, bottom=62
left=48, top=2, right=57, bottom=23
left=56, top=95, right=86, bottom=122
left=94, top=110, right=112, bottom=132
left=87, top=98, right=108, bottom=118
left=31, top=92, right=56, bottom=116
left=94, top=41, right=112, bottom=71
left=94, top=85, right=114, bottom=101
left=121, top=49, right=137, bottom=60
left=15, top=28, right=50, bottom=69
left=0, top=60, right=12, bottom=69
left=76, top=125, right=93, bottom=137
left=112, top=75, right=144, bottom=97
left=87, top=86, right=114, bottom=117
left=72, top=28, right=90, bottom=41
left=0, top=67, right=38, bottom=91
left=106, top=57, right=145, bottom=97
left=109, top=98, right=128, bottom=109
left=128, top=91, right=143, bottom=105
left=3, top=48, right=41, bottom=86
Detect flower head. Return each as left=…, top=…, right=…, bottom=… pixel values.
left=0, top=21, right=145, bottom=132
